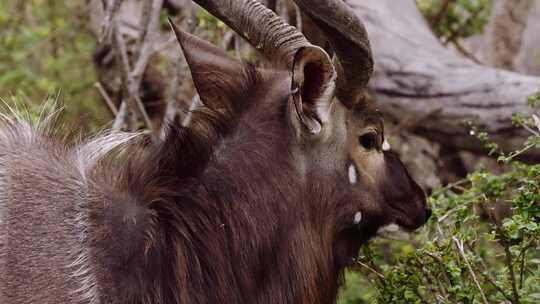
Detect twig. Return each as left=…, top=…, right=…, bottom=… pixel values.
left=452, top=237, right=489, bottom=304
left=414, top=260, right=446, bottom=302
left=100, top=0, right=124, bottom=43
left=443, top=6, right=482, bottom=46
left=94, top=82, right=118, bottom=116
left=430, top=0, right=454, bottom=29
left=506, top=143, right=536, bottom=162
left=518, top=243, right=533, bottom=289
left=130, top=0, right=165, bottom=85
left=111, top=0, right=164, bottom=132
left=424, top=251, right=454, bottom=291
left=112, top=101, right=129, bottom=130
left=464, top=242, right=515, bottom=303
left=521, top=122, right=540, bottom=137
left=136, top=0, right=154, bottom=55
left=113, top=28, right=154, bottom=131
left=480, top=271, right=514, bottom=303
left=494, top=227, right=520, bottom=304
left=452, top=40, right=483, bottom=64
left=113, top=24, right=131, bottom=73
left=503, top=244, right=520, bottom=304
left=112, top=25, right=136, bottom=130
left=160, top=67, right=180, bottom=138
left=437, top=205, right=461, bottom=223
left=356, top=261, right=385, bottom=279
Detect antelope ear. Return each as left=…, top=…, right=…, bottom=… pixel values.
left=291, top=46, right=336, bottom=135
left=169, top=19, right=244, bottom=109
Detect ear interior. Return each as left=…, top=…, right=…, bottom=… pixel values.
left=169, top=19, right=244, bottom=110
left=291, top=46, right=336, bottom=134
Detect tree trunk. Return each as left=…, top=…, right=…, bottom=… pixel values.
left=349, top=0, right=540, bottom=160
left=513, top=2, right=540, bottom=76
left=490, top=0, right=533, bottom=70
left=464, top=0, right=540, bottom=76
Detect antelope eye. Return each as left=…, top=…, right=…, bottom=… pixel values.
left=359, top=133, right=378, bottom=151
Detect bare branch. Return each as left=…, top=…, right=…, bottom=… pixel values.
left=109, top=0, right=164, bottom=132
left=112, top=22, right=154, bottom=131
left=130, top=0, right=165, bottom=85
left=430, top=0, right=453, bottom=29
left=112, top=101, right=129, bottom=131
left=100, top=0, right=124, bottom=43
left=94, top=82, right=118, bottom=116
left=453, top=237, right=489, bottom=304
left=356, top=260, right=385, bottom=279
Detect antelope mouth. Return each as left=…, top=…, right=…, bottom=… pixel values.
left=388, top=204, right=431, bottom=232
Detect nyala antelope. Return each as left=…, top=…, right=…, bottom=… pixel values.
left=0, top=0, right=430, bottom=303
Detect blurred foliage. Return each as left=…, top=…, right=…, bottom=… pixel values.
left=417, top=0, right=492, bottom=41
left=339, top=105, right=540, bottom=303
left=529, top=91, right=540, bottom=108
left=0, top=0, right=109, bottom=130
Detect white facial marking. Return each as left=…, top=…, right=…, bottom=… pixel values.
left=354, top=212, right=362, bottom=224
left=378, top=223, right=400, bottom=233
left=376, top=223, right=410, bottom=240
left=348, top=164, right=357, bottom=184
left=382, top=138, right=391, bottom=151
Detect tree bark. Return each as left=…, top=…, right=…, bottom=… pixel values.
left=490, top=0, right=533, bottom=70
left=464, top=0, right=540, bottom=76
left=349, top=0, right=540, bottom=160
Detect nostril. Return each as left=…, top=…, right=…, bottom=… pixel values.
left=425, top=208, right=432, bottom=221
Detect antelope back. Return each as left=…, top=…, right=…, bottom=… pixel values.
left=0, top=118, right=137, bottom=304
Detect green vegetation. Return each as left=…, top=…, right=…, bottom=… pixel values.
left=417, top=0, right=492, bottom=41
left=0, top=0, right=108, bottom=130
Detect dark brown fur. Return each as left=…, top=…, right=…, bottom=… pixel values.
left=1, top=36, right=429, bottom=304
left=91, top=66, right=353, bottom=303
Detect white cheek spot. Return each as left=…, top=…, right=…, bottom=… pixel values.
left=348, top=164, right=357, bottom=184
left=378, top=223, right=400, bottom=233
left=354, top=212, right=362, bottom=224
left=382, top=139, right=391, bottom=151
left=377, top=223, right=410, bottom=240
